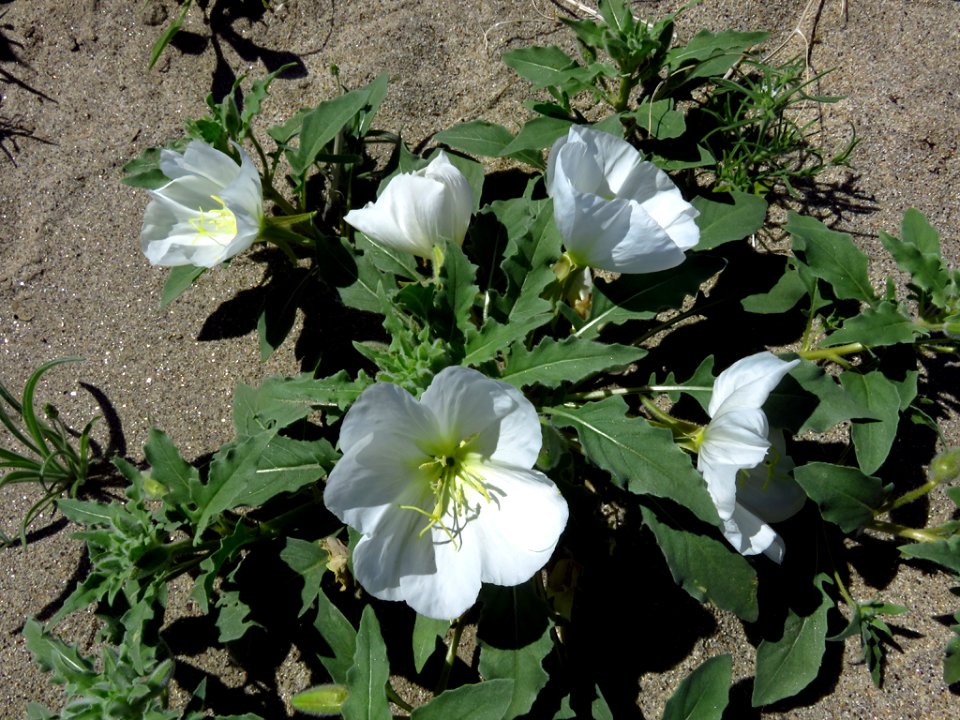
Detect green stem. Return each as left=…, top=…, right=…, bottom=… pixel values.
left=878, top=478, right=942, bottom=514
left=386, top=684, right=414, bottom=713
left=613, top=74, right=633, bottom=113
left=799, top=342, right=866, bottom=365
left=866, top=519, right=944, bottom=543
left=436, top=617, right=464, bottom=695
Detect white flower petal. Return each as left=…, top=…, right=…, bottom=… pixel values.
left=469, top=462, right=569, bottom=586
left=325, top=367, right=568, bottom=619
left=708, top=352, right=800, bottom=417
left=344, top=152, right=472, bottom=258
left=140, top=141, right=263, bottom=268
left=546, top=125, right=699, bottom=274
left=420, top=366, right=541, bottom=467
left=736, top=432, right=806, bottom=523
left=724, top=503, right=785, bottom=563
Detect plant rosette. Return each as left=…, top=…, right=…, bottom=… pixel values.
left=323, top=366, right=569, bottom=620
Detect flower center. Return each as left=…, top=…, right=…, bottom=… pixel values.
left=400, top=435, right=492, bottom=548
left=188, top=195, right=237, bottom=246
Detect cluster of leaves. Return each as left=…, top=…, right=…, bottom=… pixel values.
left=0, top=358, right=98, bottom=546
left=434, top=0, right=853, bottom=197
left=11, top=3, right=960, bottom=719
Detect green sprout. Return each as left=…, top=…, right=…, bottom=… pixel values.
left=0, top=357, right=99, bottom=547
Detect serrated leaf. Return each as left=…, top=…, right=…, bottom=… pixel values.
left=280, top=538, right=331, bottom=617
left=692, top=192, right=767, bottom=250
left=787, top=212, right=876, bottom=303
left=641, top=508, right=758, bottom=621
left=143, top=428, right=201, bottom=510
left=501, top=336, right=646, bottom=389
left=193, top=430, right=278, bottom=538
left=826, top=301, right=928, bottom=348
left=752, top=574, right=833, bottom=706
left=478, top=624, right=553, bottom=720
left=840, top=371, right=901, bottom=474
left=438, top=241, right=480, bottom=338
left=899, top=536, right=960, bottom=575
left=794, top=462, right=884, bottom=532
left=341, top=606, right=392, bottom=720
left=547, top=397, right=719, bottom=525
left=411, top=680, right=516, bottom=720
left=240, top=436, right=336, bottom=507
left=661, top=654, right=732, bottom=720
left=666, top=30, right=769, bottom=79
left=121, top=147, right=169, bottom=189
left=216, top=590, right=259, bottom=642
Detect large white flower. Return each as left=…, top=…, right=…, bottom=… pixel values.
left=697, top=352, right=805, bottom=563
left=344, top=151, right=473, bottom=259
left=546, top=125, right=699, bottom=274
left=323, top=366, right=568, bottom=620
left=140, top=141, right=264, bottom=268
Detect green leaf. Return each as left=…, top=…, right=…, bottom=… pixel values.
left=547, top=397, right=719, bottom=525
left=787, top=212, right=876, bottom=303
left=234, top=371, right=371, bottom=435
left=692, top=192, right=767, bottom=250
left=314, top=588, right=357, bottom=685
left=752, top=574, right=833, bottom=706
left=478, top=623, right=553, bottom=720
left=121, top=147, right=169, bottom=189
left=794, top=462, right=884, bottom=532
left=944, top=609, right=960, bottom=684
left=641, top=507, right=758, bottom=621
left=826, top=301, right=928, bottom=347
left=840, top=371, right=902, bottom=474
left=192, top=430, right=278, bottom=538
left=631, top=99, right=686, bottom=140
left=502, top=45, right=579, bottom=88
left=280, top=538, right=330, bottom=617
left=899, top=537, right=960, bottom=575
left=765, top=360, right=875, bottom=435
left=499, top=116, right=571, bottom=166
left=661, top=654, right=732, bottom=720
left=148, top=0, right=191, bottom=69
left=501, top=336, right=646, bottom=389
left=411, top=680, right=516, bottom=720
left=666, top=30, right=769, bottom=80
left=438, top=241, right=480, bottom=338
left=742, top=264, right=808, bottom=314
left=290, top=86, right=377, bottom=176
left=160, top=265, right=205, bottom=308
left=143, top=428, right=200, bottom=510
left=434, top=120, right=514, bottom=158
left=341, top=606, right=392, bottom=720
left=412, top=614, right=449, bottom=674
left=577, top=254, right=723, bottom=339
left=241, top=435, right=337, bottom=507
left=216, top=590, right=259, bottom=642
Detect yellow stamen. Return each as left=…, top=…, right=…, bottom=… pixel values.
left=188, top=195, right=237, bottom=245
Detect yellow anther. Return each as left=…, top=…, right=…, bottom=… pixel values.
left=188, top=195, right=237, bottom=245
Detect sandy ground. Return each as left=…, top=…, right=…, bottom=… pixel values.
left=0, top=0, right=958, bottom=717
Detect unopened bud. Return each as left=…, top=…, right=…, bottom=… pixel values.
left=930, top=448, right=960, bottom=484
left=291, top=684, right=348, bottom=717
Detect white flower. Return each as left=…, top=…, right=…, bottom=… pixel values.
left=323, top=366, right=568, bottom=620
left=697, top=352, right=804, bottom=563
left=140, top=141, right=264, bottom=268
left=344, top=151, right=473, bottom=259
left=546, top=125, right=699, bottom=274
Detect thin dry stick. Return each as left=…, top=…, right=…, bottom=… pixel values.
left=551, top=0, right=603, bottom=21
